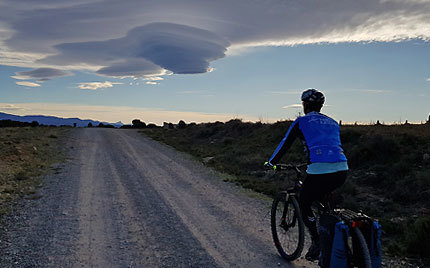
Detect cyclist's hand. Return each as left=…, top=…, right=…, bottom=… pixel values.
left=264, top=161, right=277, bottom=171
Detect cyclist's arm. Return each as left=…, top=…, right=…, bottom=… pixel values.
left=268, top=119, right=301, bottom=165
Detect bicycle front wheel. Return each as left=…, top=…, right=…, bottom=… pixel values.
left=271, top=193, right=304, bottom=261
left=351, top=227, right=371, bottom=268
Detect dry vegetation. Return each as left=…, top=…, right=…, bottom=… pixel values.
left=141, top=120, right=430, bottom=262
left=0, top=127, right=67, bottom=215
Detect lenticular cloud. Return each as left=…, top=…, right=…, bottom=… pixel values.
left=1, top=0, right=430, bottom=80
left=42, top=23, right=229, bottom=76
left=13, top=68, right=72, bottom=81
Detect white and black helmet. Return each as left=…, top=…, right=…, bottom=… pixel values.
left=301, top=88, right=325, bottom=105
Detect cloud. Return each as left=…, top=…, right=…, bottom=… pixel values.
left=143, top=76, right=164, bottom=81
left=96, top=59, right=166, bottom=78
left=426, top=78, right=430, bottom=81
left=283, top=104, right=302, bottom=109
left=16, top=81, right=41, bottom=87
left=145, top=81, right=158, bottom=85
left=270, top=91, right=302, bottom=95
left=1, top=0, right=430, bottom=79
left=78, top=81, right=123, bottom=90
left=351, top=89, right=392, bottom=94
left=0, top=104, right=25, bottom=111
left=12, top=67, right=72, bottom=80
left=41, top=23, right=229, bottom=76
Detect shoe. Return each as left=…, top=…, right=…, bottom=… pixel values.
left=305, top=240, right=320, bottom=261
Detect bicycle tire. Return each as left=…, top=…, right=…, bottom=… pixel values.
left=271, top=193, right=304, bottom=261
left=351, top=227, right=371, bottom=268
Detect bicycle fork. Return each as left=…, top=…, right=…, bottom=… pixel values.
left=280, top=193, right=297, bottom=231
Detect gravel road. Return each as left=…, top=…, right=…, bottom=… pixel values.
left=0, top=128, right=318, bottom=268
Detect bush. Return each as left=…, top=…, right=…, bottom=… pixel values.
left=0, top=120, right=33, bottom=128
left=97, top=123, right=115, bottom=128
left=340, top=129, right=361, bottom=143
left=346, top=134, right=399, bottom=168
left=132, top=119, right=146, bottom=128
left=178, top=120, right=187, bottom=129
left=405, top=216, right=430, bottom=257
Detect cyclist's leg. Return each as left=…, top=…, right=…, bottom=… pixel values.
left=322, top=170, right=347, bottom=196
left=299, top=174, right=321, bottom=240
left=299, top=174, right=323, bottom=260
left=300, top=171, right=348, bottom=218
left=299, top=171, right=347, bottom=260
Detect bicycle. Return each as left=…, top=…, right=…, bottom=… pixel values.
left=269, top=163, right=372, bottom=268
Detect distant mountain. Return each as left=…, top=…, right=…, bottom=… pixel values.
left=0, top=112, right=123, bottom=127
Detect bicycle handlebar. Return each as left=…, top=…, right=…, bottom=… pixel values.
left=274, top=163, right=307, bottom=170
left=265, top=163, right=307, bottom=178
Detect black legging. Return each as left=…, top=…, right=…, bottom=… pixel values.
left=299, top=170, right=347, bottom=240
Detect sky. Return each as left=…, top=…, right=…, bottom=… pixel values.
left=0, top=0, right=429, bottom=125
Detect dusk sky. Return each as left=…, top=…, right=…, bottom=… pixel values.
left=0, top=0, right=429, bottom=125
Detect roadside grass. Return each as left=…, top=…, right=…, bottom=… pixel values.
left=0, top=127, right=67, bottom=216
left=141, top=120, right=430, bottom=261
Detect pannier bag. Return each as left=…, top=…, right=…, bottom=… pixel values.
left=355, top=219, right=382, bottom=268
left=370, top=221, right=382, bottom=268
left=318, top=213, right=348, bottom=268
left=319, top=211, right=382, bottom=268
left=364, top=220, right=382, bottom=268
left=329, top=222, right=350, bottom=268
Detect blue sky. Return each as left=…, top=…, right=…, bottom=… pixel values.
left=0, top=0, right=429, bottom=124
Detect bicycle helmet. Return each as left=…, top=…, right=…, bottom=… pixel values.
left=301, top=88, right=325, bottom=106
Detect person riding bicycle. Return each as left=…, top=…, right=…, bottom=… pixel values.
left=265, top=88, right=348, bottom=261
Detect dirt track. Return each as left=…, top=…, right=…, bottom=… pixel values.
left=0, top=128, right=317, bottom=267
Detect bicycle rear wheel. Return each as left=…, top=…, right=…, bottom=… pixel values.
left=271, top=193, right=304, bottom=261
left=350, top=227, right=371, bottom=268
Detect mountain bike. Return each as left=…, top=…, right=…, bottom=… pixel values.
left=269, top=163, right=372, bottom=268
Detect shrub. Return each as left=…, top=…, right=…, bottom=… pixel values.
left=405, top=216, right=430, bottom=257
left=222, top=137, right=235, bottom=145
left=379, top=218, right=406, bottom=236
left=340, top=129, right=361, bottom=143
left=0, top=120, right=32, bottom=127
left=120, top=124, right=133, bottom=129
left=347, top=134, right=399, bottom=168
left=132, top=119, right=146, bottom=128
left=178, top=120, right=187, bottom=129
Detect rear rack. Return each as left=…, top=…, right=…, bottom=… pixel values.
left=333, top=208, right=372, bottom=223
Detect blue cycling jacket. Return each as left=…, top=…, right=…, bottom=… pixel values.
left=269, top=112, right=347, bottom=165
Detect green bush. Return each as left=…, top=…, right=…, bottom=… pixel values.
left=346, top=134, right=399, bottom=168
left=379, top=218, right=406, bottom=236
left=405, top=216, right=430, bottom=257
left=340, top=129, right=362, bottom=143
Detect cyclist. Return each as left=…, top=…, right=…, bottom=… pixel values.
left=265, top=89, right=348, bottom=261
